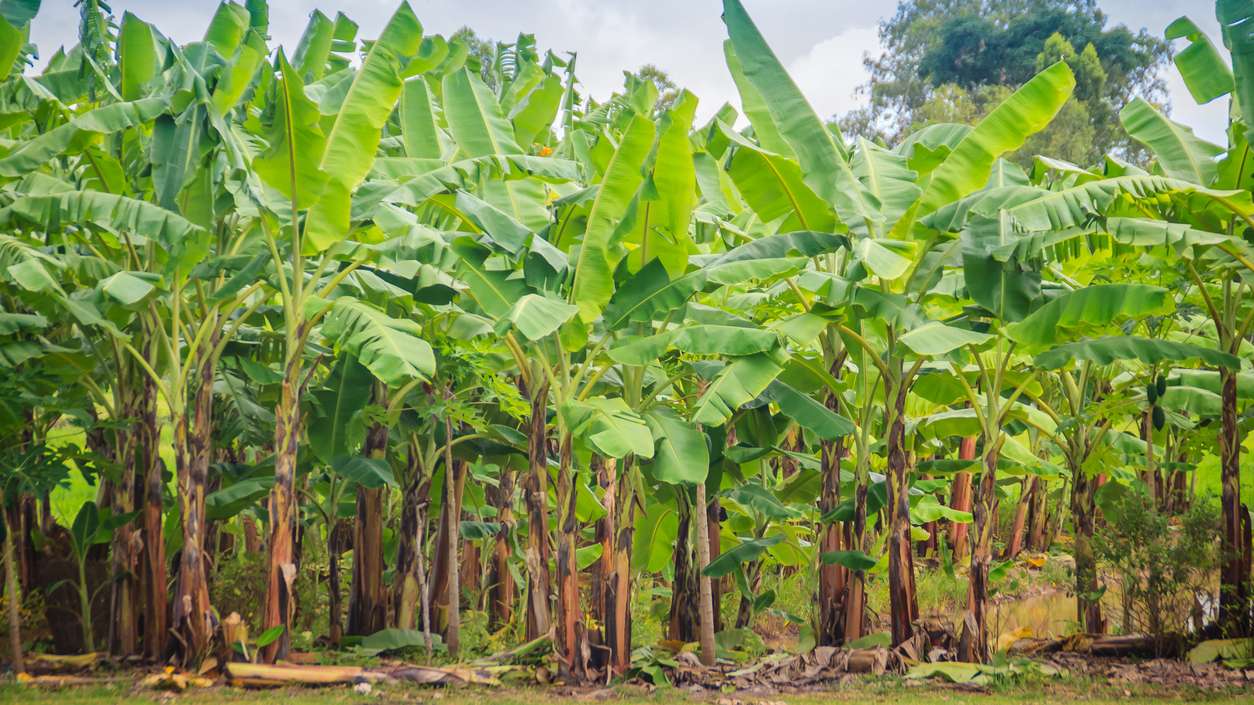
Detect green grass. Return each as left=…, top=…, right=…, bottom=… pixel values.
left=0, top=676, right=1248, bottom=705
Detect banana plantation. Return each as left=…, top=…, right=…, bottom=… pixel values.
left=0, top=0, right=1252, bottom=697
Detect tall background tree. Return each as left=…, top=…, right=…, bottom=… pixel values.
left=840, top=0, right=1169, bottom=165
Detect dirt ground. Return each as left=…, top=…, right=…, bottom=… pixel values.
left=0, top=671, right=1250, bottom=705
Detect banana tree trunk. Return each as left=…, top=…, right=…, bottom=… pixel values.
left=960, top=445, right=1000, bottom=662
left=393, top=444, right=428, bottom=630
left=667, top=500, right=698, bottom=642
left=1170, top=467, right=1189, bottom=513
left=842, top=476, right=869, bottom=643
left=348, top=486, right=385, bottom=636
left=107, top=473, right=138, bottom=657
left=442, top=419, right=460, bottom=658
left=1218, top=367, right=1250, bottom=636
left=261, top=340, right=304, bottom=663
left=592, top=456, right=616, bottom=672
left=241, top=515, right=261, bottom=553
left=589, top=456, right=637, bottom=667
left=949, top=436, right=977, bottom=561
left=488, top=450, right=516, bottom=631
left=428, top=495, right=449, bottom=633
left=138, top=369, right=166, bottom=660
left=461, top=537, right=481, bottom=600
left=171, top=344, right=216, bottom=663
left=817, top=429, right=847, bottom=642
left=3, top=490, right=23, bottom=674
left=348, top=409, right=388, bottom=636
left=609, top=465, right=634, bottom=674
left=108, top=388, right=141, bottom=658
left=428, top=446, right=466, bottom=640
left=708, top=427, right=737, bottom=635
left=554, top=433, right=586, bottom=680
left=1243, top=508, right=1252, bottom=630
left=523, top=380, right=552, bottom=641
left=706, top=495, right=722, bottom=634
left=1047, top=481, right=1067, bottom=548
left=1004, top=476, right=1034, bottom=559
left=327, top=520, right=350, bottom=646
left=734, top=561, right=761, bottom=628
left=1026, top=475, right=1049, bottom=551
left=1071, top=462, right=1103, bottom=634
left=1164, top=462, right=1183, bottom=514
left=693, top=481, right=716, bottom=667
left=885, top=380, right=917, bottom=647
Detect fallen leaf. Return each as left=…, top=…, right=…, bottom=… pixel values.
left=996, top=626, right=1034, bottom=653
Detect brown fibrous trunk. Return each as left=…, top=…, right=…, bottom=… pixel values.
left=694, top=481, right=716, bottom=667
left=327, top=520, right=350, bottom=646
left=1218, top=368, right=1250, bottom=636
left=554, top=434, right=585, bottom=681
left=260, top=340, right=303, bottom=663
left=348, top=405, right=388, bottom=636
left=170, top=342, right=216, bottom=663
left=667, top=502, right=698, bottom=643
left=393, top=444, right=428, bottom=630
left=1072, top=463, right=1104, bottom=634
left=1004, top=476, right=1036, bottom=560
left=884, top=381, right=916, bottom=647
left=949, top=436, right=976, bottom=561
left=138, top=368, right=167, bottom=661
left=817, top=429, right=847, bottom=645
left=522, top=380, right=552, bottom=641
left=959, top=444, right=1000, bottom=662
left=488, top=443, right=517, bottom=631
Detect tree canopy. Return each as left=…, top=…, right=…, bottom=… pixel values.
left=842, top=0, right=1169, bottom=164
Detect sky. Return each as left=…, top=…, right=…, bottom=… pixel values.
left=27, top=0, right=1232, bottom=144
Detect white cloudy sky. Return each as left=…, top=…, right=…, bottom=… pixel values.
left=28, top=0, right=1231, bottom=143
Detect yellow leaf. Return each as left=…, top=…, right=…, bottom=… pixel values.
left=658, top=639, right=686, bottom=654
left=995, top=626, right=1034, bottom=653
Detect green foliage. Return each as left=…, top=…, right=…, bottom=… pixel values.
left=0, top=0, right=1252, bottom=675
left=847, top=0, right=1169, bottom=165
left=1094, top=487, right=1220, bottom=638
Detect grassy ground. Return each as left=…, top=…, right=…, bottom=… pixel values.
left=0, top=676, right=1248, bottom=705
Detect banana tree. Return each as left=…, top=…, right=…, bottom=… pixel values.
left=443, top=64, right=839, bottom=677
left=301, top=351, right=394, bottom=643
left=717, top=0, right=1076, bottom=647
left=0, top=372, right=76, bottom=672
left=435, top=64, right=667, bottom=678
left=0, top=0, right=285, bottom=660
left=1118, top=5, right=1254, bottom=634
left=243, top=3, right=439, bottom=660
left=940, top=281, right=1175, bottom=658
left=318, top=262, right=449, bottom=638
left=985, top=277, right=1241, bottom=636
left=917, top=36, right=1254, bottom=638
left=350, top=26, right=584, bottom=655
left=0, top=223, right=155, bottom=651
left=929, top=191, right=1172, bottom=659
left=608, top=270, right=853, bottom=657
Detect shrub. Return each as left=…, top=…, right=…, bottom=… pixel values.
left=1093, top=485, right=1219, bottom=638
